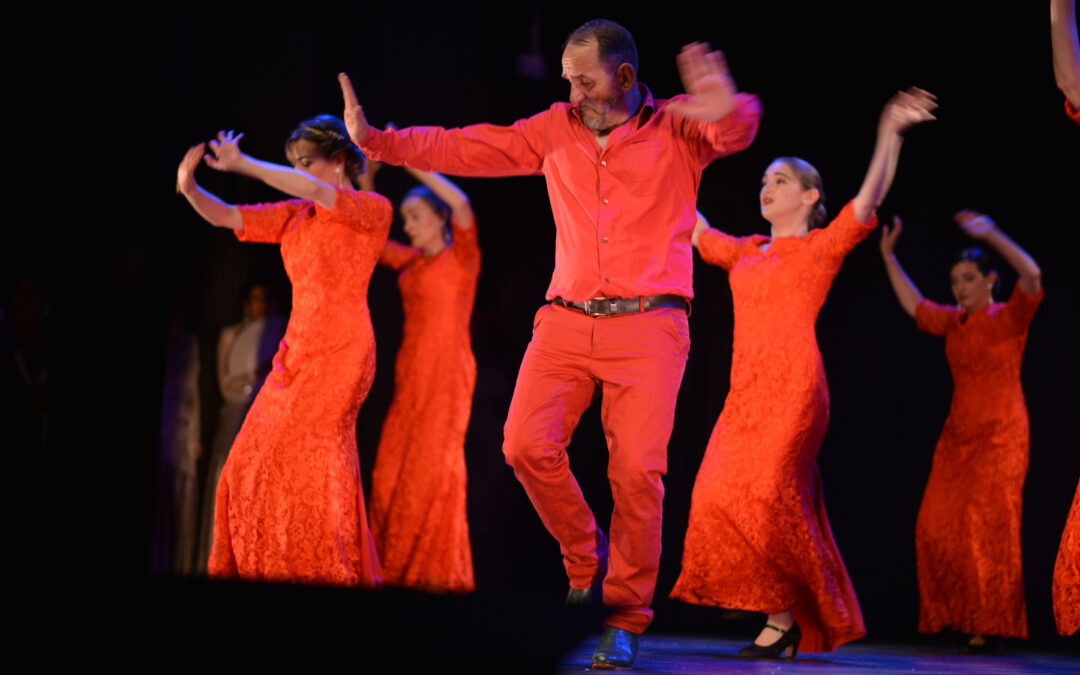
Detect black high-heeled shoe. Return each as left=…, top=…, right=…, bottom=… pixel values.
left=738, top=622, right=801, bottom=659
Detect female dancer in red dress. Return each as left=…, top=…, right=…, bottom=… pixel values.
left=880, top=211, right=1042, bottom=651
left=176, top=115, right=392, bottom=586
left=1051, top=0, right=1080, bottom=637
left=1052, top=0, right=1080, bottom=123
left=1055, top=486, right=1080, bottom=636
left=361, top=158, right=480, bottom=592
left=670, top=87, right=937, bottom=658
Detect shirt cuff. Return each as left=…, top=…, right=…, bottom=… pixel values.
left=358, top=127, right=388, bottom=161
left=1066, top=98, right=1080, bottom=124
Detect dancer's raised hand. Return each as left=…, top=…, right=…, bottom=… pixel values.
left=853, top=86, right=937, bottom=222
left=880, top=215, right=904, bottom=256
left=205, top=130, right=247, bottom=173
left=955, top=209, right=997, bottom=240
left=176, top=142, right=205, bottom=195
left=880, top=87, right=938, bottom=135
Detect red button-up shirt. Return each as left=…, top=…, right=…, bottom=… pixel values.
left=359, top=85, right=761, bottom=301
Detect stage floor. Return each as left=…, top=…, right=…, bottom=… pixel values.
left=555, top=634, right=1080, bottom=674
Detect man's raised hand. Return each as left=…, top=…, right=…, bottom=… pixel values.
left=339, top=72, right=372, bottom=144
left=666, top=42, right=739, bottom=121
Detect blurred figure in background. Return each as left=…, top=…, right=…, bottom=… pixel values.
left=151, top=286, right=201, bottom=575
left=0, top=277, right=48, bottom=540
left=196, top=282, right=286, bottom=574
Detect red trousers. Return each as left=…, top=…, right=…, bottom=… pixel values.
left=503, top=303, right=690, bottom=633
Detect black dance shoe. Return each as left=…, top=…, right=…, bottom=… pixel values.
left=591, top=626, right=640, bottom=669
left=738, top=622, right=801, bottom=659
left=565, top=578, right=604, bottom=606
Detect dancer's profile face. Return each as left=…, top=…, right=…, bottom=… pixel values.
left=950, top=260, right=995, bottom=312
left=401, top=195, right=447, bottom=252
left=562, top=40, right=634, bottom=134
left=760, top=161, right=815, bottom=224
left=287, top=139, right=345, bottom=186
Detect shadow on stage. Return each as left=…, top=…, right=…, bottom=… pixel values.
left=130, top=576, right=606, bottom=672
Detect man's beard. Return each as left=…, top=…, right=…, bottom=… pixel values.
left=579, top=94, right=628, bottom=134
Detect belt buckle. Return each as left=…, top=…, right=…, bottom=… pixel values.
left=584, top=296, right=612, bottom=316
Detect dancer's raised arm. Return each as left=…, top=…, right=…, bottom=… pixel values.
left=1052, top=0, right=1080, bottom=111
left=177, top=143, right=242, bottom=230
left=851, top=88, right=937, bottom=223
left=955, top=210, right=1042, bottom=296
left=360, top=120, right=477, bottom=230
left=879, top=215, right=923, bottom=317
left=204, top=130, right=340, bottom=209
left=404, top=167, right=474, bottom=230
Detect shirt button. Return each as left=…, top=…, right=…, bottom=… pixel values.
left=602, top=236, right=608, bottom=243
left=602, top=198, right=609, bottom=205
left=604, top=278, right=610, bottom=284
left=600, top=160, right=607, bottom=167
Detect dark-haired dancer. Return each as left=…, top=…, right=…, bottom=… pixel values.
left=880, top=210, right=1042, bottom=650
left=176, top=116, right=391, bottom=585
left=671, top=88, right=937, bottom=658
left=341, top=19, right=761, bottom=668
left=362, top=158, right=480, bottom=593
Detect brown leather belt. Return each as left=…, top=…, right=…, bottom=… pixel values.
left=553, top=294, right=690, bottom=317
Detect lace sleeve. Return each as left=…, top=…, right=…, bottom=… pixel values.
left=915, top=299, right=957, bottom=337
left=1000, top=283, right=1044, bottom=335
left=378, top=240, right=421, bottom=271
left=697, top=228, right=744, bottom=271
left=450, top=216, right=480, bottom=272
left=808, top=200, right=877, bottom=274
left=236, top=199, right=309, bottom=243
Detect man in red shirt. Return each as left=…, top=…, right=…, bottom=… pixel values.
left=341, top=19, right=761, bottom=669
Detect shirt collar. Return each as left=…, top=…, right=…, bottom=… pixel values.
left=635, top=83, right=655, bottom=127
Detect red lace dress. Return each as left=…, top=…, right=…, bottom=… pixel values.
left=369, top=218, right=480, bottom=592
left=671, top=201, right=872, bottom=653
left=914, top=284, right=1042, bottom=638
left=1054, top=482, right=1080, bottom=635
left=1054, top=95, right=1078, bottom=637
left=207, top=187, right=392, bottom=586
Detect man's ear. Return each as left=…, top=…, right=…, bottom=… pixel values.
left=616, top=63, right=636, bottom=91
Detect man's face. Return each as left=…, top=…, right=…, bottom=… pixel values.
left=561, top=40, right=632, bottom=134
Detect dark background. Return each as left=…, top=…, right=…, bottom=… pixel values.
left=23, top=0, right=1079, bottom=649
